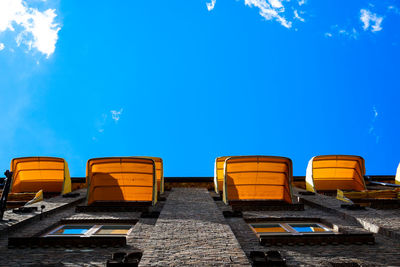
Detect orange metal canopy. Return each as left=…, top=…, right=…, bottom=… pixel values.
left=141, top=157, right=164, bottom=194
left=86, top=157, right=157, bottom=206
left=222, top=156, right=294, bottom=204
left=10, top=157, right=71, bottom=194
left=306, top=155, right=366, bottom=192
left=214, top=156, right=229, bottom=193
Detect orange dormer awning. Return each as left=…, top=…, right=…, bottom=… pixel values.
left=214, top=156, right=230, bottom=193
left=306, top=155, right=366, bottom=193
left=10, top=157, right=71, bottom=195
left=141, top=157, right=164, bottom=194
left=222, top=156, right=294, bottom=204
left=86, top=157, right=157, bottom=206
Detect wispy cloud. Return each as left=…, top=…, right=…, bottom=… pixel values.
left=294, top=10, right=305, bottom=22
left=369, top=105, right=380, bottom=143
left=324, top=25, right=358, bottom=40
left=111, top=108, right=123, bottom=122
left=92, top=109, right=123, bottom=141
left=244, top=0, right=292, bottom=28
left=360, top=9, right=383, bottom=32
left=373, top=105, right=378, bottom=119
left=92, top=113, right=107, bottom=141
left=325, top=4, right=396, bottom=40
left=268, top=0, right=283, bottom=9
left=95, top=113, right=107, bottom=134
left=0, top=43, right=4, bottom=51
left=388, top=5, right=400, bottom=15
left=0, top=0, right=61, bottom=57
left=298, top=0, right=306, bottom=6
left=207, top=0, right=307, bottom=28
left=338, top=28, right=359, bottom=39
left=206, top=0, right=216, bottom=11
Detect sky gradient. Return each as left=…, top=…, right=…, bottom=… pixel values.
left=0, top=0, right=399, bottom=177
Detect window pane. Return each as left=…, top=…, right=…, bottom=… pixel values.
left=94, top=225, right=132, bottom=235
left=250, top=224, right=288, bottom=233
left=51, top=225, right=92, bottom=235
left=288, top=223, right=330, bottom=233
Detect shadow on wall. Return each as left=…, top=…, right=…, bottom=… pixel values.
left=89, top=173, right=124, bottom=205
left=226, top=174, right=240, bottom=202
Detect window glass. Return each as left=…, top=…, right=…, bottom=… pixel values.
left=250, top=223, right=288, bottom=233
left=50, top=225, right=92, bottom=235
left=288, top=223, right=330, bottom=233
left=248, top=221, right=334, bottom=237
left=94, top=225, right=132, bottom=235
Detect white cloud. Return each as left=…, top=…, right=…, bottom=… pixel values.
left=388, top=5, right=400, bottom=15
left=360, top=9, right=383, bottom=32
left=294, top=10, right=304, bottom=22
left=326, top=7, right=387, bottom=40
left=92, top=109, right=123, bottom=140
left=369, top=105, right=379, bottom=143
left=339, top=28, right=358, bottom=39
left=244, top=0, right=292, bottom=28
left=111, top=108, right=123, bottom=122
left=0, top=43, right=4, bottom=50
left=372, top=105, right=378, bottom=120
left=92, top=113, right=107, bottom=141
left=0, top=0, right=61, bottom=57
left=206, top=0, right=216, bottom=11
left=298, top=0, right=306, bottom=6
left=268, top=0, right=283, bottom=9
left=325, top=25, right=358, bottom=40
left=208, top=0, right=307, bottom=28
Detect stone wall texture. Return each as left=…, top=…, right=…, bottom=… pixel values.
left=139, top=188, right=250, bottom=266
left=0, top=187, right=398, bottom=266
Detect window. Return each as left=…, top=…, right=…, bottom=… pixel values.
left=245, top=219, right=374, bottom=246
left=251, top=223, right=289, bottom=234
left=94, top=225, right=132, bottom=236
left=249, top=222, right=333, bottom=237
left=44, top=224, right=134, bottom=237
left=288, top=223, right=330, bottom=233
left=47, top=225, right=92, bottom=236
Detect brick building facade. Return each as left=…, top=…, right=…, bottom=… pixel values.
left=0, top=179, right=399, bottom=266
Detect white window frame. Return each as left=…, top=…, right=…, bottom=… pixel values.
left=43, top=224, right=134, bottom=237
left=249, top=222, right=336, bottom=236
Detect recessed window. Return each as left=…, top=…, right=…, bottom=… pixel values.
left=44, top=224, right=134, bottom=237
left=251, top=223, right=289, bottom=234
left=249, top=222, right=333, bottom=236
left=47, top=225, right=93, bottom=236
left=246, top=219, right=375, bottom=246
left=288, top=223, right=331, bottom=233
left=94, top=225, right=132, bottom=236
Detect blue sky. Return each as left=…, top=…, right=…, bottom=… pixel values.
left=0, top=0, right=399, bottom=177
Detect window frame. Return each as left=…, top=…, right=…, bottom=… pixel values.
left=249, top=221, right=336, bottom=237
left=43, top=224, right=134, bottom=237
